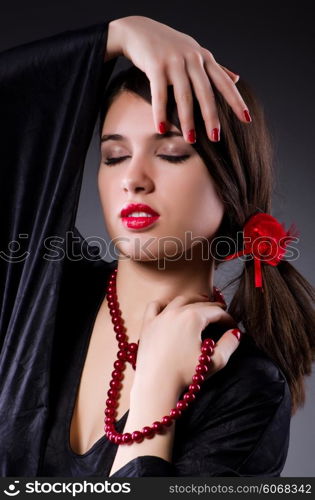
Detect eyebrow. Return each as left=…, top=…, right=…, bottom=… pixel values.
left=100, top=130, right=183, bottom=143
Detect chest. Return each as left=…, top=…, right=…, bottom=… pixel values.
left=69, top=299, right=136, bottom=455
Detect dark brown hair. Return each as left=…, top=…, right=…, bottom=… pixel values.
left=98, top=65, right=315, bottom=415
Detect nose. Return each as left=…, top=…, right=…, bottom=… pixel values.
left=121, top=157, right=154, bottom=194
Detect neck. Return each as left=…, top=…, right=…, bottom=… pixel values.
left=110, top=249, right=215, bottom=344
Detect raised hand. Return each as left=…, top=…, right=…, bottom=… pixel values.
left=105, top=15, right=251, bottom=144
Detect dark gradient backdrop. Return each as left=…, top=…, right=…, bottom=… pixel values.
left=1, top=0, right=314, bottom=477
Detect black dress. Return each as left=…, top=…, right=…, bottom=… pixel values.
left=0, top=20, right=291, bottom=477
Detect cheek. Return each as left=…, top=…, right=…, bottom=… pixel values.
left=97, top=169, right=113, bottom=224
left=174, top=171, right=224, bottom=236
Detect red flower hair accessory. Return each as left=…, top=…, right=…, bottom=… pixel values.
left=223, top=213, right=300, bottom=289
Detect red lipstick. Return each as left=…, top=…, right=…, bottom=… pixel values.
left=120, top=203, right=160, bottom=229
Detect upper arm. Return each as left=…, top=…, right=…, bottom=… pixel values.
left=172, top=358, right=291, bottom=477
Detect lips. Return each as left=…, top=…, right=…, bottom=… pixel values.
left=120, top=203, right=160, bottom=229
left=120, top=203, right=160, bottom=218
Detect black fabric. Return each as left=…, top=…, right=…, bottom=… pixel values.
left=0, top=21, right=291, bottom=477
left=40, top=243, right=291, bottom=477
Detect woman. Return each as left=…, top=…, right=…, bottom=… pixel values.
left=0, top=16, right=314, bottom=477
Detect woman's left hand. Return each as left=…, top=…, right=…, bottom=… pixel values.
left=107, top=15, right=249, bottom=144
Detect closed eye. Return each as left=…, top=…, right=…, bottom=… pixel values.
left=103, top=155, right=190, bottom=166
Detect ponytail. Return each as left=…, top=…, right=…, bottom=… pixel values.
left=226, top=260, right=315, bottom=415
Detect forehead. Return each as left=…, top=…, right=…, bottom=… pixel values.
left=101, top=91, right=155, bottom=133
left=101, top=91, right=183, bottom=144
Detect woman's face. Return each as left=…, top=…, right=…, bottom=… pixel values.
left=98, top=91, right=224, bottom=262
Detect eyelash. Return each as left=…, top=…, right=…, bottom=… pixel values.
left=103, top=154, right=190, bottom=166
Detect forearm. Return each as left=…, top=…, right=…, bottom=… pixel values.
left=108, top=385, right=180, bottom=476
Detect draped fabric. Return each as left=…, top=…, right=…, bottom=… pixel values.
left=0, top=21, right=291, bottom=477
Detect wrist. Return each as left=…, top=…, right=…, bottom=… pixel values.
left=104, top=18, right=124, bottom=61
left=131, top=375, right=183, bottom=406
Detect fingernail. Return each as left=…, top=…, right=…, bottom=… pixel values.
left=213, top=287, right=226, bottom=305
left=159, top=121, right=167, bottom=134
left=187, top=129, right=196, bottom=143
left=243, top=109, right=252, bottom=123
left=211, top=128, right=220, bottom=142
left=230, top=328, right=242, bottom=341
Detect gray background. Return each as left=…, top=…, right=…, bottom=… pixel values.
left=1, top=0, right=314, bottom=477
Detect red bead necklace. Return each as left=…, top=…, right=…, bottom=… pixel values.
left=103, top=267, right=237, bottom=445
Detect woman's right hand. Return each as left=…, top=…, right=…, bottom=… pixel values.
left=105, top=15, right=251, bottom=144
left=131, top=293, right=241, bottom=399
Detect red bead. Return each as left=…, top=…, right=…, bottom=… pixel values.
left=152, top=421, right=164, bottom=434
left=112, top=316, right=121, bottom=324
left=170, top=408, right=182, bottom=419
left=106, top=294, right=115, bottom=302
left=115, top=434, right=123, bottom=444
left=114, top=325, right=125, bottom=335
left=106, top=398, right=118, bottom=409
left=196, top=364, right=209, bottom=374
left=129, top=342, right=138, bottom=352
left=116, top=336, right=126, bottom=345
left=105, top=416, right=114, bottom=425
left=108, top=301, right=115, bottom=308
left=203, top=338, right=215, bottom=347
left=107, top=286, right=115, bottom=294
left=176, top=400, right=189, bottom=411
left=189, top=383, right=201, bottom=393
left=198, top=354, right=211, bottom=365
left=192, top=373, right=205, bottom=384
left=107, top=388, right=119, bottom=399
left=142, top=426, right=155, bottom=438
left=122, top=433, right=133, bottom=444
left=104, top=407, right=116, bottom=417
left=201, top=345, right=214, bottom=356
left=127, top=353, right=135, bottom=363
left=111, top=370, right=124, bottom=380
left=132, top=431, right=144, bottom=443
left=110, top=380, right=121, bottom=390
left=117, top=350, right=128, bottom=361
left=118, top=341, right=128, bottom=351
left=113, top=360, right=125, bottom=371
left=183, top=392, right=196, bottom=402
left=161, top=416, right=173, bottom=427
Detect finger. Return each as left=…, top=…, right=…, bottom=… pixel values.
left=204, top=54, right=252, bottom=123
left=148, top=66, right=169, bottom=134
left=206, top=327, right=242, bottom=374
left=167, top=59, right=196, bottom=143
left=182, top=302, right=237, bottom=331
left=186, top=60, right=221, bottom=142
left=218, top=64, right=240, bottom=83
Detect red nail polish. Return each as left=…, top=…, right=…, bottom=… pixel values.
left=211, top=128, right=220, bottom=142
left=243, top=109, right=252, bottom=123
left=159, top=122, right=167, bottom=134
left=230, top=328, right=242, bottom=341
left=187, top=129, right=196, bottom=143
